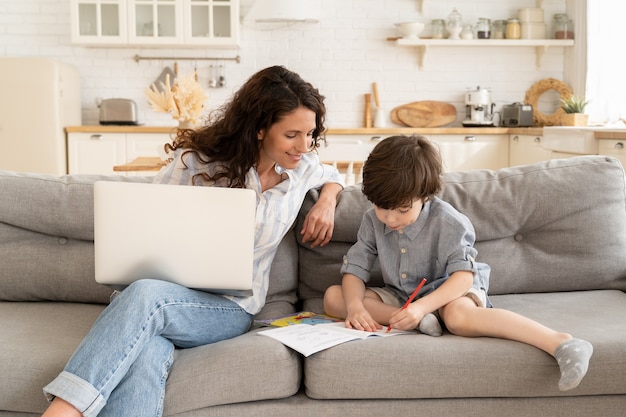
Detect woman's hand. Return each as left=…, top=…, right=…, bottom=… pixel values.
left=301, top=183, right=342, bottom=247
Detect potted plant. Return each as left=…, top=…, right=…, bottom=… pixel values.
left=559, top=95, right=589, bottom=126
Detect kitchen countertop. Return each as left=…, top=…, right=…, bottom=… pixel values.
left=65, top=126, right=544, bottom=136
left=593, top=129, right=626, bottom=140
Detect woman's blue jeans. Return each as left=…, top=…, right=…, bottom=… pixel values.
left=43, top=279, right=253, bottom=417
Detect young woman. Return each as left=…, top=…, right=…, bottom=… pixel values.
left=42, top=66, right=344, bottom=417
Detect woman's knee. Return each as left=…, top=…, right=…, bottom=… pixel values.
left=114, top=279, right=175, bottom=310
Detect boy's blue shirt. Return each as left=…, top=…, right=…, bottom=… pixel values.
left=341, top=197, right=490, bottom=303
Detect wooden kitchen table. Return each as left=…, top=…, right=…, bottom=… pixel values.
left=113, top=157, right=165, bottom=172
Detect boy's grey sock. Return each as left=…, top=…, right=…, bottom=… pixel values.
left=417, top=313, right=442, bottom=337
left=554, top=338, right=593, bottom=391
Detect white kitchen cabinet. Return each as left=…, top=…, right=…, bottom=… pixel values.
left=431, top=134, right=509, bottom=172
left=68, top=132, right=127, bottom=174
left=317, top=133, right=509, bottom=176
left=71, top=0, right=239, bottom=47
left=71, top=0, right=127, bottom=45
left=598, top=139, right=626, bottom=169
left=316, top=135, right=383, bottom=184
left=126, top=132, right=170, bottom=159
left=68, top=131, right=169, bottom=175
left=509, top=135, right=551, bottom=167
left=184, top=0, right=239, bottom=47
left=127, top=0, right=182, bottom=45
left=316, top=135, right=382, bottom=163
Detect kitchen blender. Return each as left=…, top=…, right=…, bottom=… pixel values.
left=463, top=86, right=495, bottom=127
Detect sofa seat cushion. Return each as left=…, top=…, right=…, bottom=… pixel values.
left=304, top=290, right=626, bottom=400
left=0, top=302, right=302, bottom=415
left=164, top=330, right=301, bottom=415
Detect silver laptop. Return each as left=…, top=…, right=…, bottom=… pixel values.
left=94, top=181, right=255, bottom=295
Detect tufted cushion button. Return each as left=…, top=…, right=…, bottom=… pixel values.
left=514, top=233, right=523, bottom=242
left=58, top=237, right=68, bottom=245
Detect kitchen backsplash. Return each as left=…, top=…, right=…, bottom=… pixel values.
left=1, top=0, right=569, bottom=128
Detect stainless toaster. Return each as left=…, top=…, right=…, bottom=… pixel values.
left=99, top=98, right=139, bottom=125
left=501, top=102, right=534, bottom=127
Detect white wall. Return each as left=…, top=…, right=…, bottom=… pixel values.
left=0, top=0, right=569, bottom=127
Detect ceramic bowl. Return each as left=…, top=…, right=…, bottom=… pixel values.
left=395, top=22, right=425, bottom=39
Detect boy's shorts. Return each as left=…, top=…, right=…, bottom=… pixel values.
left=369, top=286, right=488, bottom=309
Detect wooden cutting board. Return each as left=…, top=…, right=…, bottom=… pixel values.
left=391, top=101, right=457, bottom=127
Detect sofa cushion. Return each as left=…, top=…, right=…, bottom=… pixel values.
left=164, top=330, right=301, bottom=415
left=297, top=156, right=626, bottom=309
left=441, top=155, right=626, bottom=295
left=0, top=170, right=299, bottom=309
left=256, top=225, right=299, bottom=320
left=0, top=171, right=153, bottom=303
left=297, top=186, right=381, bottom=308
left=304, top=289, right=626, bottom=400
left=0, top=302, right=106, bottom=414
left=0, top=302, right=301, bottom=415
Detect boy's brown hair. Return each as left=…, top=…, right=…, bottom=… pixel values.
left=362, top=135, right=443, bottom=209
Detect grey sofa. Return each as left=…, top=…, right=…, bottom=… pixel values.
left=1, top=155, right=625, bottom=417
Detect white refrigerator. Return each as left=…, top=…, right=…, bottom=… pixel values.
left=0, top=57, right=81, bottom=175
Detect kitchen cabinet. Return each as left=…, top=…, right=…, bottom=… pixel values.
left=509, top=135, right=551, bottom=167
left=318, top=133, right=509, bottom=174
left=68, top=132, right=126, bottom=174
left=71, top=0, right=239, bottom=47
left=71, top=0, right=127, bottom=45
left=598, top=139, right=626, bottom=169
left=68, top=131, right=169, bottom=175
left=431, top=134, right=509, bottom=172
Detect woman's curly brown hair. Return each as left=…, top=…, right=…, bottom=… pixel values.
left=166, top=66, right=327, bottom=187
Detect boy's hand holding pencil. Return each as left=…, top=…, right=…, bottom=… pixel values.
left=386, top=278, right=427, bottom=333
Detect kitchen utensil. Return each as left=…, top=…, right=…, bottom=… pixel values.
left=463, top=86, right=495, bottom=127
left=446, top=8, right=463, bottom=39
left=152, top=66, right=176, bottom=93
left=372, top=82, right=387, bottom=127
left=502, top=103, right=534, bottom=127
left=364, top=93, right=372, bottom=128
left=391, top=101, right=456, bottom=128
left=99, top=98, right=139, bottom=125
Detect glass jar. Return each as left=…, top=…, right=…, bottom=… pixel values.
left=553, top=13, right=574, bottom=39
left=492, top=20, right=506, bottom=39
left=506, top=18, right=521, bottom=39
left=431, top=19, right=446, bottom=39
left=461, top=24, right=474, bottom=39
left=475, top=18, right=491, bottom=39
left=446, top=8, right=463, bottom=39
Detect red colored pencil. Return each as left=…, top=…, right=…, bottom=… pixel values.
left=386, top=277, right=427, bottom=333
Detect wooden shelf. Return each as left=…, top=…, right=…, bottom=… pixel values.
left=395, top=38, right=575, bottom=69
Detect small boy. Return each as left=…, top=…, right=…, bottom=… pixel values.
left=323, top=135, right=593, bottom=391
